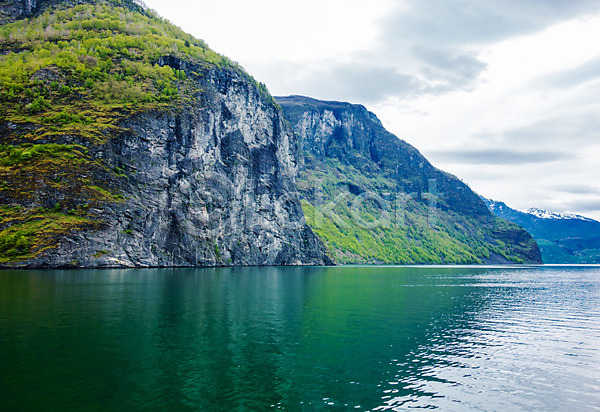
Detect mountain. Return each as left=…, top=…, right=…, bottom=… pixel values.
left=277, top=96, right=542, bottom=264
left=524, top=208, right=596, bottom=222
left=0, top=0, right=331, bottom=267
left=485, top=199, right=600, bottom=263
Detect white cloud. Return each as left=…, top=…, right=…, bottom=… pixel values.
left=143, top=0, right=390, bottom=63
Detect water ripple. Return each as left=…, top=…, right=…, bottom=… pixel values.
left=1, top=266, right=599, bottom=411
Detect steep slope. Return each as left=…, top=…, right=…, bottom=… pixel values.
left=0, top=0, right=331, bottom=267
left=0, top=0, right=144, bottom=24
left=485, top=199, right=600, bottom=263
left=278, top=96, right=542, bottom=264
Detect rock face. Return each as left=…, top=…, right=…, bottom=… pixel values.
left=37, top=71, right=331, bottom=267
left=278, top=96, right=542, bottom=264
left=0, top=0, right=68, bottom=24
left=281, top=96, right=489, bottom=217
left=0, top=2, right=331, bottom=267
left=3, top=70, right=331, bottom=267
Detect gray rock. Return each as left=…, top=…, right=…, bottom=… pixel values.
left=6, top=68, right=332, bottom=268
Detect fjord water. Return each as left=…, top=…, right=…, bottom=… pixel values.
left=1, top=266, right=599, bottom=411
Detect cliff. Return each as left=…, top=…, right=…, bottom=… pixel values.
left=278, top=96, right=542, bottom=264
left=0, top=1, right=331, bottom=267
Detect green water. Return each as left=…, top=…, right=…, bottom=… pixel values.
left=1, top=266, right=599, bottom=411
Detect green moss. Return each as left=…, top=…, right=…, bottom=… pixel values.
left=0, top=206, right=94, bottom=262
left=87, top=185, right=124, bottom=202
left=93, top=250, right=108, bottom=258
left=0, top=142, right=113, bottom=204
left=0, top=143, right=85, bottom=166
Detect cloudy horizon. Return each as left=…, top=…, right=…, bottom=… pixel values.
left=144, top=0, right=600, bottom=220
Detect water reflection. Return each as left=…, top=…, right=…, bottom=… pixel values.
left=1, top=266, right=599, bottom=411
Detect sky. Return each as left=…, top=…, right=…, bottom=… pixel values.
left=143, top=0, right=600, bottom=220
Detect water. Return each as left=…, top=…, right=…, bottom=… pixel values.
left=1, top=266, right=599, bottom=411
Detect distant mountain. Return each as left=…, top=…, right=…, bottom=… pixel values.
left=484, top=199, right=600, bottom=263
left=524, top=208, right=596, bottom=222
left=277, top=95, right=542, bottom=264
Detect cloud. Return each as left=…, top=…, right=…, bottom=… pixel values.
left=296, top=0, right=600, bottom=104
left=564, top=199, right=600, bottom=214
left=263, top=54, right=486, bottom=104
left=503, top=112, right=600, bottom=145
left=380, top=0, right=600, bottom=47
left=430, top=149, right=576, bottom=165
left=249, top=0, right=600, bottom=105
left=365, top=0, right=600, bottom=102
left=258, top=61, right=426, bottom=104
left=137, top=0, right=600, bottom=221
left=537, top=54, right=600, bottom=89
left=304, top=64, right=424, bottom=103
left=553, top=184, right=600, bottom=195
left=411, top=46, right=488, bottom=90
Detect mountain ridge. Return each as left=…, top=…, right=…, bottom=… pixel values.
left=484, top=198, right=600, bottom=263
left=278, top=95, right=542, bottom=264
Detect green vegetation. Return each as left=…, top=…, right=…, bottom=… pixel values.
left=299, top=156, right=527, bottom=264
left=0, top=141, right=105, bottom=261
left=484, top=199, right=600, bottom=264
left=214, top=241, right=221, bottom=261
left=0, top=142, right=115, bottom=204
left=0, top=1, right=241, bottom=143
left=0, top=205, right=94, bottom=262
left=93, top=249, right=108, bottom=258
left=0, top=142, right=83, bottom=165
left=536, top=239, right=600, bottom=264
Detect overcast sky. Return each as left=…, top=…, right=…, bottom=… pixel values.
left=144, top=0, right=600, bottom=220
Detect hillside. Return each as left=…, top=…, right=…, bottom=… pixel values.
left=485, top=199, right=600, bottom=263
left=278, top=96, right=542, bottom=264
left=0, top=0, right=331, bottom=267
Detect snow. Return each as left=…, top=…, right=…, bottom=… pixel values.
left=523, top=208, right=594, bottom=221
left=484, top=197, right=596, bottom=222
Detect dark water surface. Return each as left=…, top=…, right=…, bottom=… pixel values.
left=1, top=266, right=599, bottom=411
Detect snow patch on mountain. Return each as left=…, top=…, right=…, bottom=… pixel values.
left=523, top=208, right=595, bottom=222
left=483, top=198, right=597, bottom=222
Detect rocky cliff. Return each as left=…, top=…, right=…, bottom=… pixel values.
left=278, top=96, right=542, bottom=264
left=0, top=1, right=331, bottom=267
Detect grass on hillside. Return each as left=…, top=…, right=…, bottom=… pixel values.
left=299, top=156, right=526, bottom=264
